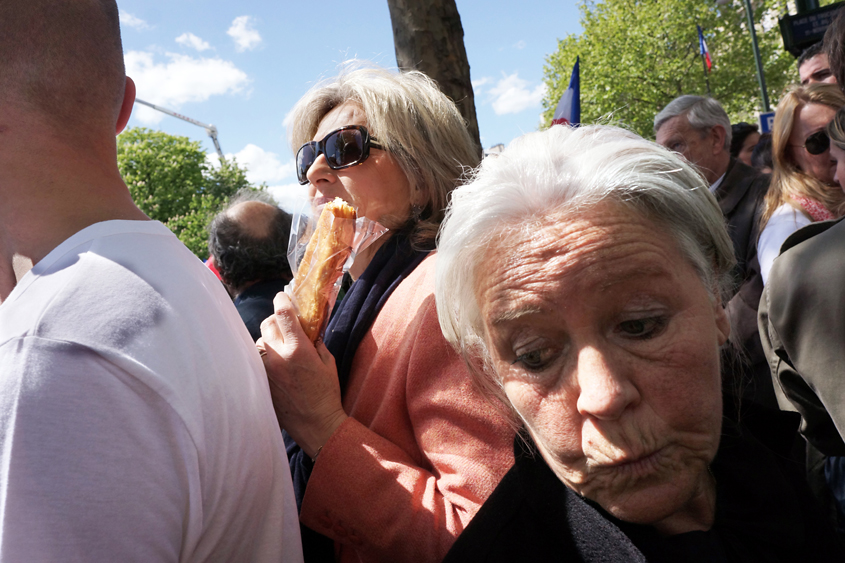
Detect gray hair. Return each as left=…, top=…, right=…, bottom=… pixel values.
left=654, top=95, right=732, bottom=151
left=287, top=61, right=480, bottom=249
left=435, top=124, right=736, bottom=412
left=224, top=187, right=278, bottom=208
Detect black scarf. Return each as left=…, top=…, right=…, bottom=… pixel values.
left=283, top=233, right=429, bottom=561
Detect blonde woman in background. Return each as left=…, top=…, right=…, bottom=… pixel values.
left=758, top=83, right=845, bottom=283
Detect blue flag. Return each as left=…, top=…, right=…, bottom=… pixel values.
left=552, top=56, right=580, bottom=126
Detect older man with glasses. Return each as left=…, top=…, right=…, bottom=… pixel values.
left=654, top=95, right=777, bottom=444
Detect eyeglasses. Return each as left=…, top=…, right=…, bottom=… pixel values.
left=296, top=125, right=384, bottom=185
left=796, top=130, right=830, bottom=155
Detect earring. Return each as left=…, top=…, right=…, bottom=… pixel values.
left=411, top=203, right=423, bottom=221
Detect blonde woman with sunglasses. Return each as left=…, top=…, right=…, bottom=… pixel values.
left=258, top=62, right=514, bottom=563
left=758, top=83, right=845, bottom=284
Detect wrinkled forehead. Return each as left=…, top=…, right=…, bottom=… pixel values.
left=473, top=203, right=681, bottom=313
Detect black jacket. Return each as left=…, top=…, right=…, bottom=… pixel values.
left=716, top=159, right=773, bottom=410
left=444, top=421, right=844, bottom=563
left=233, top=278, right=288, bottom=341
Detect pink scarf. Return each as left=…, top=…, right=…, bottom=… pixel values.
left=793, top=196, right=835, bottom=221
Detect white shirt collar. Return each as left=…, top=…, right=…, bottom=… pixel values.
left=709, top=172, right=726, bottom=193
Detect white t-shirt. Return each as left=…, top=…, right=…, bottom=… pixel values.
left=757, top=204, right=813, bottom=285
left=0, top=220, right=303, bottom=563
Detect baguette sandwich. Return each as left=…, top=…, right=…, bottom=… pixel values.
left=291, top=198, right=356, bottom=341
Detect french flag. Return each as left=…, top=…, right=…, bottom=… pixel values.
left=698, top=25, right=712, bottom=72
left=552, top=57, right=580, bottom=126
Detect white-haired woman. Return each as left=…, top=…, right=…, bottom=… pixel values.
left=436, top=125, right=844, bottom=562
left=258, top=63, right=514, bottom=562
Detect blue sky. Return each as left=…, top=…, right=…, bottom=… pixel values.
left=117, top=0, right=582, bottom=211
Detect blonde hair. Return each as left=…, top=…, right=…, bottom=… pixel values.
left=288, top=61, right=479, bottom=249
left=761, top=83, right=845, bottom=230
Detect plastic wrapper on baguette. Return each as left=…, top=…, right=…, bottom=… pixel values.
left=287, top=198, right=356, bottom=342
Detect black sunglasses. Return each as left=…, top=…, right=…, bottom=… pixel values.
left=296, top=125, right=383, bottom=185
left=798, top=130, right=830, bottom=155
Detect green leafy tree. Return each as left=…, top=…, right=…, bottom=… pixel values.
left=117, top=127, right=266, bottom=258
left=542, top=0, right=798, bottom=138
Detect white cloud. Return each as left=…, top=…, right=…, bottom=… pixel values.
left=267, top=183, right=310, bottom=214
left=120, top=11, right=149, bottom=30
left=228, top=144, right=295, bottom=185
left=206, top=153, right=223, bottom=169
left=472, top=76, right=492, bottom=91
left=489, top=73, right=547, bottom=115
left=216, top=144, right=306, bottom=212
left=125, top=51, right=249, bottom=125
left=227, top=16, right=262, bottom=52
left=513, top=40, right=527, bottom=50
left=176, top=32, right=211, bottom=52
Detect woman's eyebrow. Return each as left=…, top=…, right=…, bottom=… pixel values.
left=490, top=305, right=544, bottom=326
left=594, top=264, right=673, bottom=291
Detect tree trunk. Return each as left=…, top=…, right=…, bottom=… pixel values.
left=386, top=0, right=481, bottom=156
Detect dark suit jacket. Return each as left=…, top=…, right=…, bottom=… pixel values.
left=716, top=158, right=774, bottom=410
left=758, top=218, right=845, bottom=457
left=716, top=158, right=768, bottom=279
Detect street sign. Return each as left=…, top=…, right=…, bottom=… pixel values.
left=779, top=2, right=844, bottom=57
left=759, top=111, right=776, bottom=134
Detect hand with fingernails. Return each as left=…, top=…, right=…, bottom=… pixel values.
left=256, top=292, right=347, bottom=460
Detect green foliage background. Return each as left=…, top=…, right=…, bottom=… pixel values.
left=117, top=127, right=268, bottom=258
left=542, top=0, right=805, bottom=138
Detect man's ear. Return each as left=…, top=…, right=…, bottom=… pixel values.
left=710, top=124, right=727, bottom=156
left=116, top=76, right=136, bottom=135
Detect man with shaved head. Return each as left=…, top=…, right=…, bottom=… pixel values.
left=0, top=1, right=302, bottom=560
left=208, top=191, right=294, bottom=340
